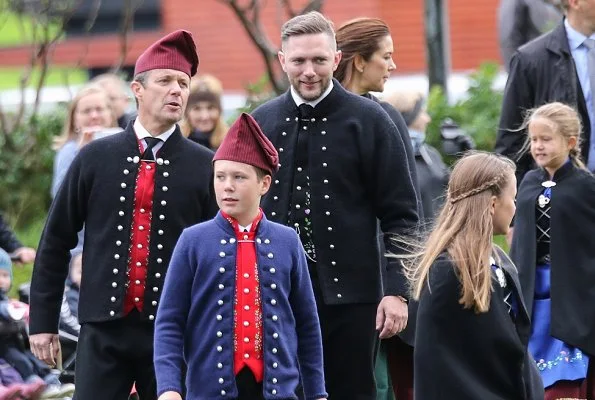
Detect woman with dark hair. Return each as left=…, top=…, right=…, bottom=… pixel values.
left=336, top=17, right=419, bottom=400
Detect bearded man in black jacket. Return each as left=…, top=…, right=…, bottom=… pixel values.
left=251, top=11, right=419, bottom=399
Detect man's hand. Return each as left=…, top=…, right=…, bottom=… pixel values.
left=30, top=333, right=60, bottom=367
left=11, top=246, right=36, bottom=264
left=376, top=295, right=408, bottom=339
left=158, top=391, right=183, bottom=400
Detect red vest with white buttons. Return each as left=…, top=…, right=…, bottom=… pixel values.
left=123, top=140, right=159, bottom=315
left=221, top=210, right=265, bottom=382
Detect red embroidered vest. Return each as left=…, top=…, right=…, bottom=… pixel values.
left=222, top=210, right=265, bottom=382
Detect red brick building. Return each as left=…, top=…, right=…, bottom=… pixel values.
left=0, top=0, right=502, bottom=91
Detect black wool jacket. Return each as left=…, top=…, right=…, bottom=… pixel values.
left=252, top=81, right=419, bottom=305
left=29, top=125, right=217, bottom=334
left=414, top=249, right=543, bottom=400
left=511, top=162, right=595, bottom=356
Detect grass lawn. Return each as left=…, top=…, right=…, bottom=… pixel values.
left=0, top=67, right=88, bottom=91
left=10, top=218, right=45, bottom=298
left=0, top=9, right=62, bottom=47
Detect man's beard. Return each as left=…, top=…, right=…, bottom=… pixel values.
left=293, top=77, right=331, bottom=102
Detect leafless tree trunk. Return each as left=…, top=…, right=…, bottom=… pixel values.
left=220, top=0, right=323, bottom=95
left=112, top=0, right=143, bottom=73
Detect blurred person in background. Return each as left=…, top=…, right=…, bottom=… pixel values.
left=0, top=214, right=35, bottom=265
left=51, top=84, right=117, bottom=198
left=498, top=0, right=563, bottom=70
left=90, top=73, right=135, bottom=129
left=180, top=83, right=229, bottom=150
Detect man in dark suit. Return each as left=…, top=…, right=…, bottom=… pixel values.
left=496, top=0, right=595, bottom=187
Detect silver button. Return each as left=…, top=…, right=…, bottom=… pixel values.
left=159, top=214, right=165, bottom=220
left=110, top=311, right=115, bottom=316
left=274, top=196, right=278, bottom=201
left=324, top=179, right=329, bottom=184
left=219, top=252, right=225, bottom=257
left=158, top=230, right=164, bottom=235
left=113, top=268, right=118, bottom=274
left=121, top=183, right=127, bottom=188
left=120, top=196, right=125, bottom=202
left=244, top=321, right=249, bottom=327
left=152, top=301, right=157, bottom=306
left=221, top=390, right=226, bottom=396
left=322, top=163, right=327, bottom=167
left=334, top=278, right=339, bottom=282
left=133, top=156, right=140, bottom=163
left=297, top=167, right=302, bottom=172
left=303, top=126, right=307, bottom=130
left=219, top=284, right=224, bottom=290
left=157, top=244, right=163, bottom=250
left=279, top=147, right=284, bottom=152
left=124, top=169, right=129, bottom=174
left=155, top=273, right=161, bottom=278
left=286, top=117, right=290, bottom=121
left=282, top=131, right=287, bottom=135
left=161, top=200, right=167, bottom=206
left=244, top=305, right=250, bottom=311
left=268, top=253, right=274, bottom=259
left=265, top=239, right=270, bottom=244
left=272, top=378, right=278, bottom=383
left=221, top=239, right=227, bottom=245
left=270, top=268, right=276, bottom=274
left=135, top=280, right=141, bottom=285
left=218, top=378, right=224, bottom=384
left=244, top=337, right=249, bottom=343
left=328, top=227, right=333, bottom=231
left=272, top=315, right=278, bottom=321
left=153, top=287, right=158, bottom=292
left=117, top=225, right=123, bottom=231
left=219, top=267, right=226, bottom=273
left=218, top=300, right=224, bottom=306
left=134, top=297, right=140, bottom=302
left=114, top=254, right=120, bottom=260
left=162, top=186, right=168, bottom=192
left=164, top=160, right=170, bottom=165
left=244, top=273, right=249, bottom=278
left=244, top=353, right=249, bottom=359
left=272, top=389, right=277, bottom=395
left=244, top=288, right=250, bottom=294
left=271, top=284, right=277, bottom=289
left=140, top=208, right=145, bottom=213
left=217, top=331, right=222, bottom=337
left=273, top=333, right=279, bottom=339
left=330, top=244, right=335, bottom=249
left=127, top=157, right=132, bottom=162
left=271, top=299, right=277, bottom=305
left=332, top=261, right=337, bottom=266
left=296, top=186, right=302, bottom=190
left=112, top=282, right=117, bottom=288
left=271, top=212, right=277, bottom=217
left=326, top=211, right=331, bottom=216
left=272, top=348, right=278, bottom=354
left=275, top=180, right=279, bottom=184
left=217, top=363, right=223, bottom=369
left=217, top=315, right=222, bottom=321
left=157, top=258, right=163, bottom=264
left=136, top=262, right=142, bottom=267
left=322, top=118, right=327, bottom=122
left=119, top=211, right=124, bottom=216
left=111, top=296, right=116, bottom=302
left=149, top=315, right=155, bottom=321
left=324, top=195, right=330, bottom=200
left=337, top=293, right=342, bottom=298
left=146, top=165, right=151, bottom=170
left=116, top=240, right=122, bottom=246
left=139, top=226, right=144, bottom=231
left=273, top=362, right=278, bottom=368
left=137, top=244, right=143, bottom=249
left=257, top=238, right=262, bottom=244
left=322, top=146, right=327, bottom=151
left=295, top=204, right=301, bottom=209
left=230, top=238, right=236, bottom=244
left=217, top=346, right=223, bottom=352
left=157, top=158, right=164, bottom=165
left=163, top=172, right=169, bottom=177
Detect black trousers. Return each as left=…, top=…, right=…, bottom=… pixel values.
left=236, top=367, right=265, bottom=400
left=310, top=267, right=379, bottom=400
left=73, top=310, right=156, bottom=400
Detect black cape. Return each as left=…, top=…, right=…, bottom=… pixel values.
left=510, top=162, right=595, bottom=356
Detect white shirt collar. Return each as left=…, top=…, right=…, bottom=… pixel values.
left=290, top=80, right=334, bottom=108
left=133, top=118, right=176, bottom=143
left=239, top=223, right=252, bottom=233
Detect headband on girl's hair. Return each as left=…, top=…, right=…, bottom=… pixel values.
left=400, top=98, right=424, bottom=127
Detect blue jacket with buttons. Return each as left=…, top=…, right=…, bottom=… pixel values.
left=154, top=212, right=327, bottom=400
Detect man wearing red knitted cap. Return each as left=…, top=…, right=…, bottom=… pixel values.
left=154, top=113, right=327, bottom=400
left=29, top=30, right=216, bottom=399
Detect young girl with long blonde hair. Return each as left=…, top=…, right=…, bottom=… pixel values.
left=409, top=151, right=543, bottom=399
left=511, top=102, right=595, bottom=399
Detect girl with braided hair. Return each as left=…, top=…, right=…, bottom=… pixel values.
left=408, top=151, right=544, bottom=399
left=510, top=102, right=595, bottom=399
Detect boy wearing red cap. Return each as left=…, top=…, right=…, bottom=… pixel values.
left=29, top=30, right=217, bottom=399
left=154, top=113, right=327, bottom=400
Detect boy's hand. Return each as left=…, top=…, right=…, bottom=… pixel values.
left=376, top=295, right=408, bottom=339
left=158, top=391, right=182, bottom=400
left=30, top=333, right=60, bottom=367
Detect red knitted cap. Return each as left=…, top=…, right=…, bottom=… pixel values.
left=213, top=113, right=279, bottom=175
left=134, top=30, right=199, bottom=77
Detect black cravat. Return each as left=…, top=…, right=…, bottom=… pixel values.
left=298, top=103, right=315, bottom=121
left=142, top=137, right=162, bottom=161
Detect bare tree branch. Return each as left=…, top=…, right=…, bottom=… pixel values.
left=112, top=0, right=143, bottom=72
